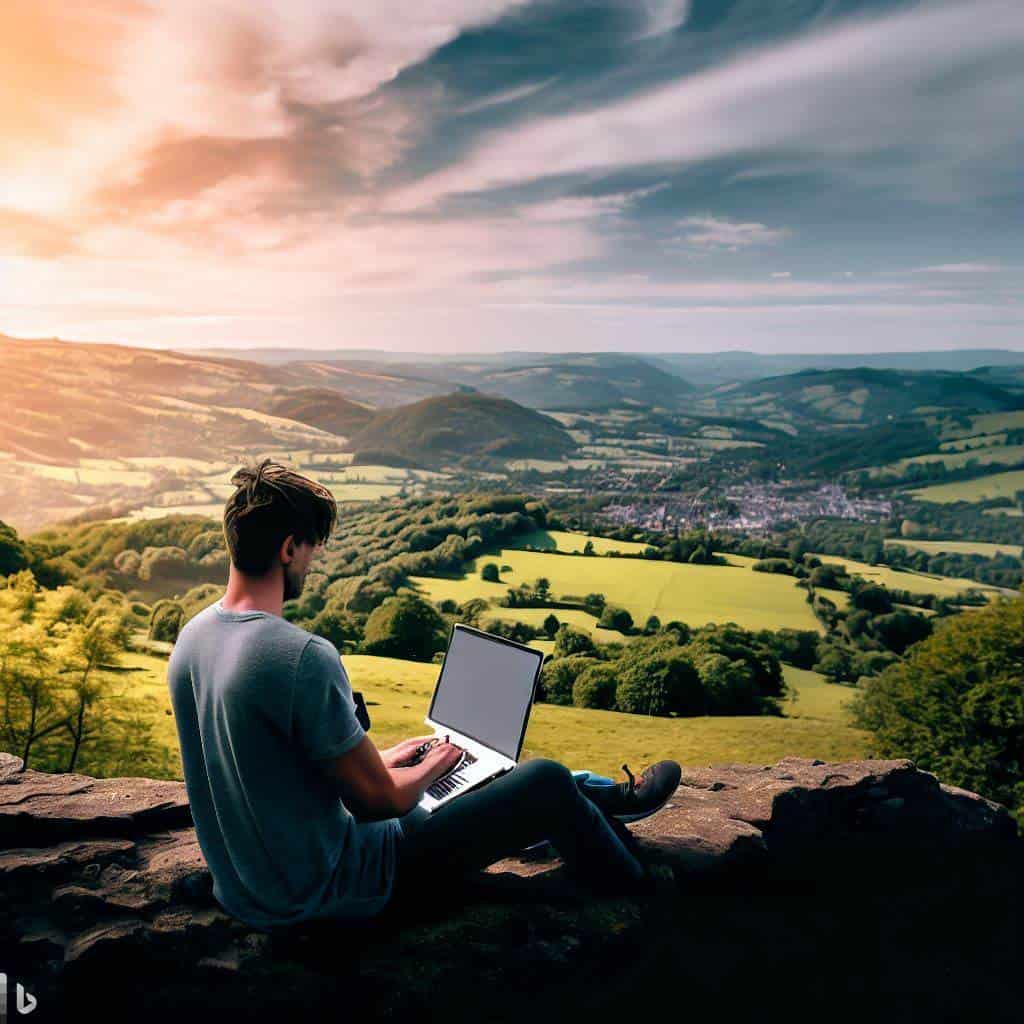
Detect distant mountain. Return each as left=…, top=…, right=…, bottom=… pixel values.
left=713, top=368, right=1022, bottom=425
left=287, top=353, right=694, bottom=412
left=346, top=393, right=576, bottom=464
left=268, top=388, right=374, bottom=438
left=0, top=334, right=344, bottom=463
left=650, top=350, right=1024, bottom=391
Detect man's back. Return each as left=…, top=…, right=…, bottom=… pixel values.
left=167, top=599, right=400, bottom=929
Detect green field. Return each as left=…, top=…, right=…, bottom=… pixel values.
left=507, top=529, right=652, bottom=556
left=885, top=538, right=1023, bottom=559
left=908, top=469, right=1024, bottom=505
left=411, top=546, right=825, bottom=634
left=935, top=410, right=1024, bottom=441
left=485, top=605, right=633, bottom=644
left=809, top=553, right=1002, bottom=599
left=122, top=650, right=869, bottom=782
left=878, top=444, right=1024, bottom=475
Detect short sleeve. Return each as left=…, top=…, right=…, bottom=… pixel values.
left=292, top=637, right=366, bottom=761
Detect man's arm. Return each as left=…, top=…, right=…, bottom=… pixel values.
left=316, top=735, right=463, bottom=820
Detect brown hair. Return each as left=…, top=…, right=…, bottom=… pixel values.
left=222, top=458, right=337, bottom=575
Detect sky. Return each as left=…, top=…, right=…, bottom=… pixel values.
left=1, top=0, right=1022, bottom=354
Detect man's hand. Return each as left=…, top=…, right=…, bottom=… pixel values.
left=380, top=735, right=437, bottom=769
left=413, top=741, right=463, bottom=784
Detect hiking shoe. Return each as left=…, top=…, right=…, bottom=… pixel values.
left=580, top=760, right=682, bottom=823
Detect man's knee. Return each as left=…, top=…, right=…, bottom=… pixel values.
left=516, top=757, right=575, bottom=794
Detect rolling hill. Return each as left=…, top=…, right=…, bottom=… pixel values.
left=713, top=368, right=1021, bottom=425
left=267, top=388, right=374, bottom=438
left=290, top=353, right=695, bottom=412
left=346, top=393, right=577, bottom=464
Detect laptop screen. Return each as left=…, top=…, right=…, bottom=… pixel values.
left=429, top=625, right=542, bottom=760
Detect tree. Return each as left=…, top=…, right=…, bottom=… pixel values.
left=311, top=607, right=363, bottom=651
left=582, top=540, right=595, bottom=556
left=615, top=642, right=702, bottom=716
left=362, top=594, right=446, bottom=662
left=7, top=569, right=38, bottom=623
left=149, top=600, right=185, bottom=643
left=552, top=624, right=595, bottom=658
left=0, top=625, right=66, bottom=770
left=542, top=613, right=561, bottom=637
left=61, top=617, right=123, bottom=772
left=644, top=615, right=661, bottom=635
left=572, top=663, right=618, bottom=710
left=851, top=596, right=1024, bottom=824
left=598, top=604, right=633, bottom=632
left=534, top=577, right=551, bottom=602
left=480, top=563, right=500, bottom=583
left=540, top=655, right=596, bottom=706
left=0, top=520, right=30, bottom=577
left=582, top=593, right=606, bottom=616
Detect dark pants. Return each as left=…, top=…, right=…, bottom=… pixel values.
left=388, top=758, right=645, bottom=909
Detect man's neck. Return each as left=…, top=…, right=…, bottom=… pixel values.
left=221, top=566, right=284, bottom=617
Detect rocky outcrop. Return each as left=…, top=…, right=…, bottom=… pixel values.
left=0, top=752, right=1019, bottom=1023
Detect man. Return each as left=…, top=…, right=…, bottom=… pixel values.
left=168, top=459, right=680, bottom=931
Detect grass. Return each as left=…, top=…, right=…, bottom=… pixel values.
left=884, top=538, right=1023, bottom=559
left=809, top=553, right=1003, bottom=599
left=484, top=605, right=633, bottom=644
left=410, top=546, right=825, bottom=634
left=908, top=469, right=1024, bottom=505
left=507, top=529, right=652, bottom=555
left=877, top=444, right=1024, bottom=475
left=347, top=657, right=870, bottom=775
left=116, top=650, right=869, bottom=783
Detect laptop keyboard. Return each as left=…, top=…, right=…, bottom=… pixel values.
left=426, top=750, right=478, bottom=801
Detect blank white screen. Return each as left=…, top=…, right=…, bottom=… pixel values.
left=430, top=627, right=540, bottom=759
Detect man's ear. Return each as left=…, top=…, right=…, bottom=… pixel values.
left=280, top=534, right=296, bottom=564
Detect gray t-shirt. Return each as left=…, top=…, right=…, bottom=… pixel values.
left=167, top=599, right=400, bottom=929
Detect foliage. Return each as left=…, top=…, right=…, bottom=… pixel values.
left=851, top=596, right=1024, bottom=823
left=572, top=663, right=618, bottom=710
left=361, top=594, right=447, bottom=662
left=552, top=624, right=596, bottom=658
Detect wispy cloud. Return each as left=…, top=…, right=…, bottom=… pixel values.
left=387, top=0, right=1024, bottom=212
left=911, top=263, right=1004, bottom=274
left=675, top=216, right=788, bottom=250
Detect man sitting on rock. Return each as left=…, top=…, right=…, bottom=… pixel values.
left=168, top=459, right=681, bottom=931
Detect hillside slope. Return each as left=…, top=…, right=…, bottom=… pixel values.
left=293, top=353, right=694, bottom=411
left=268, top=387, right=374, bottom=437
left=714, top=368, right=1021, bottom=425
left=346, top=392, right=576, bottom=463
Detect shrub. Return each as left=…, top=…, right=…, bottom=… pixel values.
left=138, top=546, right=190, bottom=582
left=540, top=655, right=597, bottom=706
left=572, top=663, right=618, bottom=710
left=362, top=593, right=446, bottom=662
left=615, top=644, right=702, bottom=716
left=113, top=549, right=142, bottom=576
left=480, top=563, right=500, bottom=583
left=553, top=624, right=595, bottom=658
left=149, top=600, right=184, bottom=643
left=852, top=597, right=1024, bottom=824
left=598, top=604, right=633, bottom=632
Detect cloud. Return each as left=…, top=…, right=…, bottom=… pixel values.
left=520, top=185, right=667, bottom=223
left=0, top=208, right=79, bottom=259
left=2, top=0, right=530, bottom=250
left=387, top=0, right=1024, bottom=211
left=911, top=263, right=1004, bottom=274
left=771, top=271, right=792, bottom=279
left=675, top=216, right=788, bottom=249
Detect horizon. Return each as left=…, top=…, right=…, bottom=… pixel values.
left=1, top=1, right=1022, bottom=352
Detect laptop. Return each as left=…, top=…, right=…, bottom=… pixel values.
left=417, top=623, right=544, bottom=813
